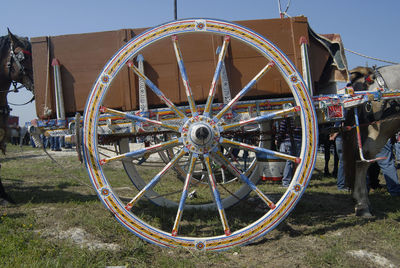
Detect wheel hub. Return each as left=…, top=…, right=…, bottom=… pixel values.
left=181, top=116, right=220, bottom=154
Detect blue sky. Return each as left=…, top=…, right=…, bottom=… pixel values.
left=1, top=0, right=399, bottom=125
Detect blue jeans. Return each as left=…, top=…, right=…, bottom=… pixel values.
left=375, top=139, right=400, bottom=196
left=335, top=135, right=345, bottom=189
left=280, top=140, right=301, bottom=187
left=50, top=136, right=61, bottom=151
left=41, top=135, right=49, bottom=148
left=394, top=142, right=400, bottom=161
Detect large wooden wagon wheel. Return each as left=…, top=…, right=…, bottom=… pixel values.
left=83, top=19, right=318, bottom=250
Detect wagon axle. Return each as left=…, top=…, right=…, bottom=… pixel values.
left=181, top=115, right=220, bottom=154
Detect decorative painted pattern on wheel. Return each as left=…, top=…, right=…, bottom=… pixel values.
left=82, top=18, right=318, bottom=251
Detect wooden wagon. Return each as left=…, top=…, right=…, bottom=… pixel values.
left=29, top=16, right=387, bottom=250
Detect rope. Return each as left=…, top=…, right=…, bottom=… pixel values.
left=283, top=0, right=292, bottom=13
left=344, top=48, right=400, bottom=65
left=219, top=182, right=243, bottom=201
left=277, top=0, right=292, bottom=18
left=38, top=141, right=93, bottom=189
left=43, top=36, right=51, bottom=115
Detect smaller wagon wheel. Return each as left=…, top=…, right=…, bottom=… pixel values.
left=83, top=19, right=318, bottom=250
left=118, top=126, right=261, bottom=209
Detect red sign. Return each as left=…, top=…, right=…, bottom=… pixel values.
left=327, top=105, right=344, bottom=119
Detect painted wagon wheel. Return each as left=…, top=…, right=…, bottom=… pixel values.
left=83, top=19, right=317, bottom=250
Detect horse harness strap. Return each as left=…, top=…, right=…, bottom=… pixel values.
left=6, top=42, right=31, bottom=88
left=8, top=95, right=35, bottom=106
left=362, top=66, right=389, bottom=92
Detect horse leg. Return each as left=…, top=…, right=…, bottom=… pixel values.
left=353, top=161, right=373, bottom=217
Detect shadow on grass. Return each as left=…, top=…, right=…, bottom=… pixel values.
left=0, top=212, right=26, bottom=219
left=307, top=180, right=337, bottom=188
left=5, top=184, right=98, bottom=204
left=251, top=189, right=399, bottom=247
left=0, top=153, right=49, bottom=163
left=117, top=189, right=391, bottom=239
left=310, top=168, right=327, bottom=180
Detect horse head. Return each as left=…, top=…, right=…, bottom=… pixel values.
left=0, top=30, right=34, bottom=154
left=349, top=66, right=375, bottom=91
left=5, top=29, right=34, bottom=92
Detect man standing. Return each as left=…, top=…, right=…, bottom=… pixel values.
left=276, top=117, right=301, bottom=187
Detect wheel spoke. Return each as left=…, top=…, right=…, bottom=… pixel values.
left=125, top=149, right=186, bottom=210
left=214, top=61, right=275, bottom=121
left=220, top=137, right=300, bottom=163
left=127, top=60, right=186, bottom=119
left=221, top=106, right=300, bottom=131
left=204, top=154, right=231, bottom=236
left=99, top=138, right=181, bottom=165
left=203, top=36, right=230, bottom=116
left=211, top=151, right=276, bottom=209
left=171, top=153, right=198, bottom=236
left=100, top=106, right=180, bottom=132
left=172, top=35, right=197, bottom=116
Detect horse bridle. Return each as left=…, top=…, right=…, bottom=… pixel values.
left=6, top=41, right=33, bottom=92
left=371, top=66, right=388, bottom=89
left=362, top=66, right=400, bottom=122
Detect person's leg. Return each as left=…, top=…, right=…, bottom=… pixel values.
left=55, top=137, right=61, bottom=151
left=394, top=142, right=400, bottom=168
left=395, top=142, right=400, bottom=161
left=60, top=136, right=65, bottom=148
left=376, top=139, right=400, bottom=196
left=323, top=138, right=331, bottom=176
left=280, top=141, right=293, bottom=187
left=50, top=136, right=55, bottom=151
left=335, top=135, right=345, bottom=189
left=332, top=140, right=339, bottom=177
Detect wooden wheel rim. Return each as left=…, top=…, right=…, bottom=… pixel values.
left=83, top=18, right=318, bottom=250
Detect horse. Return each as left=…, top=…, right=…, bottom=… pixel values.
left=0, top=29, right=34, bottom=205
left=342, top=64, right=400, bottom=217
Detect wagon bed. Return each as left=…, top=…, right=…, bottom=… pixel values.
left=31, top=16, right=347, bottom=120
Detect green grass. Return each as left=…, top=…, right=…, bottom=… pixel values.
left=0, top=145, right=399, bottom=267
